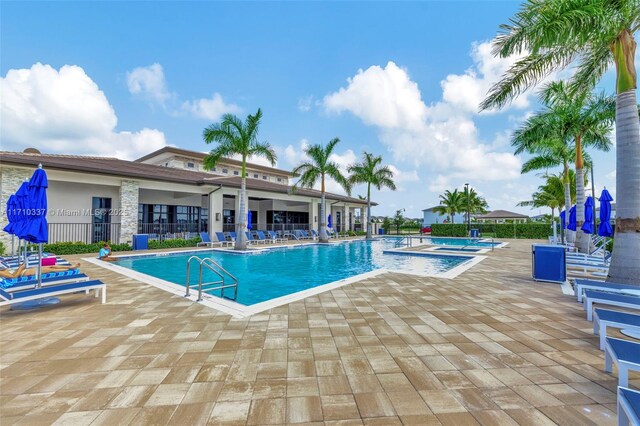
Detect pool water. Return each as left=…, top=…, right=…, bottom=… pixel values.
left=114, top=239, right=471, bottom=306
left=383, top=236, right=499, bottom=247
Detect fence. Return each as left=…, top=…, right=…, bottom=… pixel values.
left=138, top=222, right=205, bottom=235
left=48, top=223, right=122, bottom=244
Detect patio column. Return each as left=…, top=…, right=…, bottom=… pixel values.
left=208, top=189, right=223, bottom=234
left=0, top=167, right=30, bottom=251
left=361, top=207, right=368, bottom=235
left=343, top=203, right=350, bottom=231
left=119, top=180, right=139, bottom=245
left=309, top=199, right=318, bottom=232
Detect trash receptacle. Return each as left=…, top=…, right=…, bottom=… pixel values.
left=132, top=234, right=149, bottom=251
left=378, top=229, right=385, bottom=235
left=532, top=244, right=566, bottom=283
left=470, top=229, right=479, bottom=238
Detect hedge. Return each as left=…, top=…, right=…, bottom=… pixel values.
left=431, top=223, right=553, bottom=239
left=26, top=241, right=132, bottom=255
left=148, top=237, right=201, bottom=249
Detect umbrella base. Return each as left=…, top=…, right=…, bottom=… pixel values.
left=11, top=297, right=61, bottom=310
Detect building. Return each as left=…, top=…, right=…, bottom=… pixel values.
left=475, top=210, right=529, bottom=223
left=422, top=206, right=465, bottom=227
left=0, top=148, right=369, bottom=247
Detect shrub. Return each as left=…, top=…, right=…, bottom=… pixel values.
left=430, top=222, right=553, bottom=239
left=0, top=241, right=4, bottom=255
left=430, top=223, right=467, bottom=237
left=27, top=241, right=132, bottom=255
left=148, top=237, right=201, bottom=250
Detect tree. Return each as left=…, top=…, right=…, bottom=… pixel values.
left=433, top=189, right=465, bottom=223
left=203, top=108, right=276, bottom=250
left=461, top=187, right=489, bottom=218
left=292, top=138, right=351, bottom=243
left=348, top=152, right=397, bottom=239
left=392, top=209, right=405, bottom=235
left=538, top=82, right=614, bottom=252
left=480, top=0, right=640, bottom=283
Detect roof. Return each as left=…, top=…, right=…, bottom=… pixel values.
left=0, top=151, right=369, bottom=205
left=421, top=206, right=441, bottom=212
left=475, top=210, right=529, bottom=219
left=135, top=146, right=296, bottom=177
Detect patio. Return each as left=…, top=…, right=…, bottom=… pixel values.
left=0, top=239, right=634, bottom=425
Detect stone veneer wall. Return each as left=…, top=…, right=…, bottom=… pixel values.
left=0, top=167, right=31, bottom=254
left=119, top=180, right=139, bottom=245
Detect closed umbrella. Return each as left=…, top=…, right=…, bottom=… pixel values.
left=247, top=211, right=252, bottom=230
left=327, top=214, right=333, bottom=229
left=581, top=197, right=594, bottom=234
left=23, top=166, right=49, bottom=288
left=13, top=181, right=31, bottom=260
left=598, top=188, right=614, bottom=237
left=567, top=205, right=577, bottom=231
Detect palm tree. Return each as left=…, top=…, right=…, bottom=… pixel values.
left=461, top=187, right=489, bottom=217
left=348, top=152, right=396, bottom=239
left=480, top=0, right=640, bottom=283
left=518, top=172, right=573, bottom=222
left=203, top=108, right=276, bottom=250
left=433, top=189, right=465, bottom=224
left=292, top=138, right=351, bottom=243
left=538, top=82, right=614, bottom=252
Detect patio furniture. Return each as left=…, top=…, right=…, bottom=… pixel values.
left=583, top=290, right=640, bottom=321
left=245, top=231, right=262, bottom=245
left=604, top=337, right=640, bottom=388
left=197, top=232, right=229, bottom=248
left=0, top=279, right=107, bottom=307
left=594, top=309, right=640, bottom=350
left=618, top=387, right=640, bottom=426
left=1, top=270, right=87, bottom=292
left=267, top=231, right=285, bottom=243
left=574, top=279, right=640, bottom=303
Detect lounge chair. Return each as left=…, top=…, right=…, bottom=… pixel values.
left=604, top=337, right=640, bottom=387
left=310, top=230, right=319, bottom=240
left=573, top=279, right=640, bottom=303
left=583, top=290, right=640, bottom=321
left=197, top=232, right=229, bottom=247
left=1, top=256, right=71, bottom=268
left=227, top=232, right=237, bottom=242
left=245, top=231, right=262, bottom=245
left=267, top=231, right=285, bottom=243
left=618, top=387, right=640, bottom=426
left=594, top=308, right=640, bottom=350
left=256, top=231, right=272, bottom=244
left=0, top=279, right=106, bottom=307
left=1, top=270, right=87, bottom=292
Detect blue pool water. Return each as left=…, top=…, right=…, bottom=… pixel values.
left=114, top=239, right=471, bottom=306
left=383, top=236, right=499, bottom=247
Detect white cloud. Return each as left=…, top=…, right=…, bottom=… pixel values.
left=181, top=93, right=241, bottom=121
left=126, top=63, right=240, bottom=120
left=388, top=165, right=419, bottom=183
left=284, top=139, right=310, bottom=166
left=322, top=58, right=522, bottom=186
left=1, top=63, right=167, bottom=160
left=126, top=63, right=173, bottom=105
left=298, top=96, right=313, bottom=112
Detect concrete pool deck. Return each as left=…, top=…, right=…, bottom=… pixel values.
left=0, top=239, right=636, bottom=425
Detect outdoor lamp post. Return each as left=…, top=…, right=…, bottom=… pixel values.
left=465, top=183, right=471, bottom=234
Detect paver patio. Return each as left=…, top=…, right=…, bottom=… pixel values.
left=1, top=239, right=637, bottom=425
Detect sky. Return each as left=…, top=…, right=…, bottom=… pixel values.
left=1, top=1, right=619, bottom=218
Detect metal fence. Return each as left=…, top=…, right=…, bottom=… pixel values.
left=48, top=223, right=122, bottom=244
left=137, top=222, right=205, bottom=235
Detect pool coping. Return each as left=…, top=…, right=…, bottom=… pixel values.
left=83, top=242, right=486, bottom=319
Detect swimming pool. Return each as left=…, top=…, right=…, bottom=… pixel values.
left=112, top=238, right=474, bottom=307
left=381, top=236, right=502, bottom=248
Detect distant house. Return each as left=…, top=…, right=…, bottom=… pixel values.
left=475, top=210, right=529, bottom=223
left=422, top=206, right=465, bottom=227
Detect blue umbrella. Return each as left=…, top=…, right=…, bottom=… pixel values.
left=3, top=194, right=17, bottom=235
left=581, top=197, right=594, bottom=234
left=327, top=214, right=332, bottom=229
left=598, top=188, right=614, bottom=237
left=560, top=209, right=566, bottom=230
left=567, top=205, right=577, bottom=231
left=13, top=181, right=30, bottom=239
left=247, top=210, right=252, bottom=230
left=23, top=167, right=48, bottom=244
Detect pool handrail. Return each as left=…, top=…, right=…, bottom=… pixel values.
left=185, top=255, right=238, bottom=301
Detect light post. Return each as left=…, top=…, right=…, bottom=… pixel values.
left=465, top=183, right=471, bottom=235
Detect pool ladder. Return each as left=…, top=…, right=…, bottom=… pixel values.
left=394, top=236, right=413, bottom=248
left=185, top=256, right=238, bottom=302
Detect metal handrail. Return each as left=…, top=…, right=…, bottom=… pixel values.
left=185, top=256, right=239, bottom=302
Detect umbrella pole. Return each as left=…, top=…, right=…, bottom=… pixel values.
left=11, top=235, right=14, bottom=256
left=37, top=243, right=43, bottom=288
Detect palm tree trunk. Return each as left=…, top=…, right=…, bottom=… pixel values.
left=563, top=164, right=574, bottom=244
left=235, top=172, right=248, bottom=250
left=607, top=89, right=640, bottom=285
left=319, top=175, right=328, bottom=243
left=366, top=183, right=372, bottom=240
left=575, top=134, right=587, bottom=252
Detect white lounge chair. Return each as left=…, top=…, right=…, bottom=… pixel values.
left=617, top=387, right=640, bottom=426
left=573, top=279, right=640, bottom=303
left=594, top=308, right=640, bottom=350
left=0, top=279, right=106, bottom=307
left=583, top=290, right=640, bottom=321
left=604, top=337, right=640, bottom=388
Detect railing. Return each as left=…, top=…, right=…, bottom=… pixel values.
left=138, top=222, right=205, bottom=235
left=185, top=256, right=238, bottom=302
left=394, top=236, right=413, bottom=248
left=48, top=223, right=121, bottom=244
left=222, top=223, right=311, bottom=232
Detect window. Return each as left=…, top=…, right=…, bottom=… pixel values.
left=253, top=173, right=259, bottom=178
left=186, top=162, right=195, bottom=169
left=222, top=168, right=228, bottom=174
left=277, top=177, right=282, bottom=182
left=262, top=175, right=267, bottom=180
left=212, top=167, right=216, bottom=172
left=233, top=171, right=239, bottom=176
